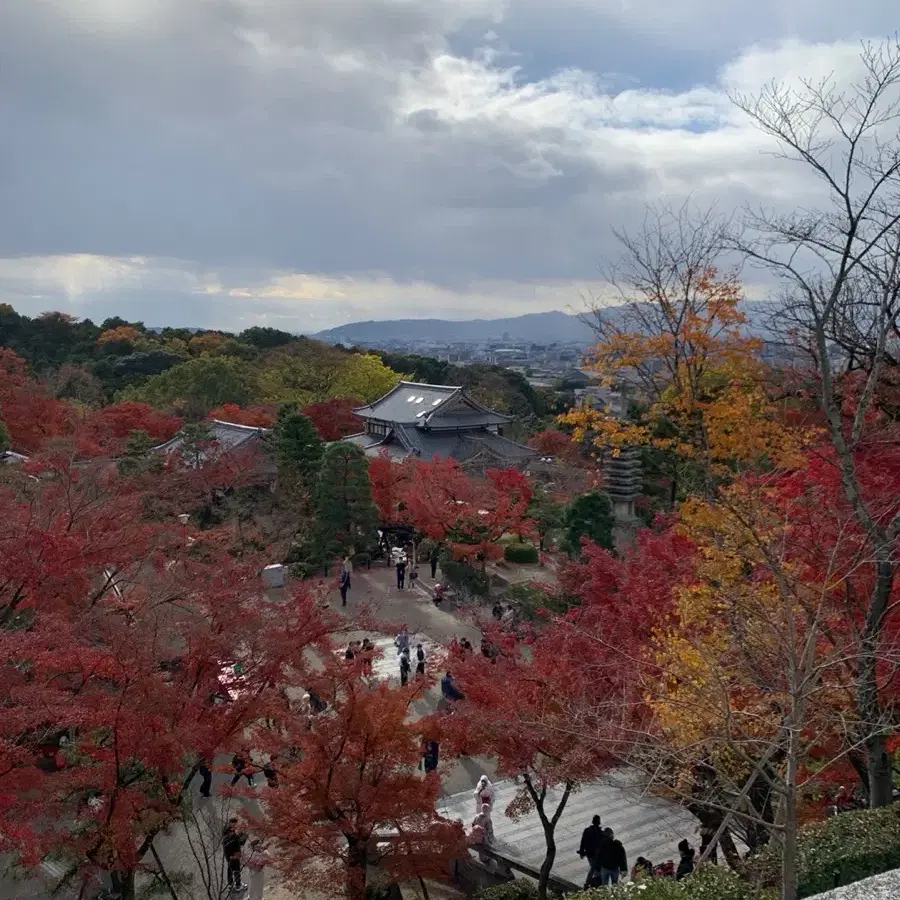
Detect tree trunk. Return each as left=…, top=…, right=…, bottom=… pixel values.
left=345, top=837, right=368, bottom=900
left=857, top=560, right=895, bottom=808
left=111, top=869, right=136, bottom=900
left=537, top=825, right=557, bottom=900
left=781, top=730, right=800, bottom=900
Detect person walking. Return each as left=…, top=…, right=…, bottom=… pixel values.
left=415, top=643, right=426, bottom=678
left=395, top=626, right=410, bottom=656
left=396, top=554, right=407, bottom=589
left=473, top=775, right=495, bottom=812
left=339, top=566, right=350, bottom=606
left=578, top=815, right=603, bottom=887
left=360, top=637, right=374, bottom=676
left=429, top=546, right=440, bottom=578
left=592, top=827, right=627, bottom=886
left=399, top=648, right=411, bottom=687
left=230, top=754, right=254, bottom=788
left=471, top=803, right=495, bottom=845
left=341, top=554, right=353, bottom=584
left=422, top=739, right=439, bottom=774
left=441, top=670, right=464, bottom=702
left=246, top=839, right=269, bottom=900
left=198, top=756, right=213, bottom=799
left=222, top=818, right=247, bottom=892
left=676, top=839, right=695, bottom=880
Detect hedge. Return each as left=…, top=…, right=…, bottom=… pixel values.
left=753, top=804, right=900, bottom=897
left=476, top=867, right=773, bottom=900
left=574, top=866, right=774, bottom=900
left=503, top=544, right=540, bottom=564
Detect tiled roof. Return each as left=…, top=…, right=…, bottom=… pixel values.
left=154, top=420, right=270, bottom=463
left=354, top=382, right=460, bottom=424
left=0, top=450, right=29, bottom=465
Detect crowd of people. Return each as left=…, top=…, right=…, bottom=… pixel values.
left=578, top=814, right=698, bottom=888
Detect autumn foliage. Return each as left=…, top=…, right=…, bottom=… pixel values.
left=258, top=665, right=464, bottom=900
left=302, top=396, right=363, bottom=441
left=207, top=402, right=276, bottom=428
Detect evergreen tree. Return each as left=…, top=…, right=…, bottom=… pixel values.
left=562, top=491, right=615, bottom=555
left=271, top=407, right=323, bottom=486
left=0, top=415, right=9, bottom=453
left=313, top=443, right=378, bottom=558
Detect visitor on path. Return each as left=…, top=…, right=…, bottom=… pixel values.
left=592, top=827, right=627, bottom=886
left=198, top=756, right=213, bottom=798
left=430, top=546, right=440, bottom=578
left=344, top=642, right=356, bottom=662
left=676, top=839, right=695, bottom=880
left=441, top=670, right=464, bottom=702
left=399, top=648, right=411, bottom=687
left=578, top=815, right=604, bottom=887
left=460, top=637, right=473, bottom=653
left=341, top=554, right=353, bottom=583
left=471, top=803, right=495, bottom=845
left=474, top=775, right=495, bottom=811
left=415, top=643, right=426, bottom=677
left=396, top=555, right=407, bottom=589
left=230, top=755, right=254, bottom=788
left=492, top=601, right=503, bottom=621
left=632, top=857, right=654, bottom=880
left=422, top=739, right=439, bottom=774
left=339, top=566, right=350, bottom=606
left=222, top=818, right=247, bottom=892
left=246, top=839, right=269, bottom=900
left=360, top=638, right=374, bottom=675
left=395, top=626, right=410, bottom=655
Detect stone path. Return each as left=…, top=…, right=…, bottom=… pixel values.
left=437, top=771, right=697, bottom=888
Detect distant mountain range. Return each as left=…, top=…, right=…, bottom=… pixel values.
left=314, top=310, right=597, bottom=345
left=313, top=303, right=777, bottom=347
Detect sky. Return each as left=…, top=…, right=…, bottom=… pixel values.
left=0, top=0, right=896, bottom=332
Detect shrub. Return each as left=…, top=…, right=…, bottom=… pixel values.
left=473, top=883, right=538, bottom=900
left=572, top=865, right=774, bottom=900
left=753, top=804, right=900, bottom=897
left=440, top=557, right=490, bottom=596
left=503, top=543, right=539, bottom=564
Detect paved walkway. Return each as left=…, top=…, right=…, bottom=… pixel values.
left=437, top=772, right=697, bottom=889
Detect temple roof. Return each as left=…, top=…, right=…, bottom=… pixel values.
left=344, top=427, right=535, bottom=465
left=353, top=381, right=511, bottom=428
left=154, top=420, right=270, bottom=462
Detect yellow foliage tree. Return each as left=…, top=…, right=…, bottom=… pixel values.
left=97, top=325, right=141, bottom=345
left=188, top=331, right=227, bottom=355
left=561, top=269, right=810, bottom=482
left=330, top=353, right=400, bottom=403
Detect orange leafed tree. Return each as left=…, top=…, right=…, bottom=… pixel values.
left=258, top=666, right=464, bottom=900
left=207, top=403, right=275, bottom=427
left=97, top=325, right=141, bottom=345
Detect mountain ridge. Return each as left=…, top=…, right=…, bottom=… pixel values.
left=313, top=310, right=596, bottom=344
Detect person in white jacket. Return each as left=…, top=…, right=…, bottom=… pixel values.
left=474, top=775, right=495, bottom=812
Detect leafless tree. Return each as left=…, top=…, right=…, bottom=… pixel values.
left=731, top=37, right=900, bottom=809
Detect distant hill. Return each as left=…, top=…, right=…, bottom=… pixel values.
left=313, top=310, right=597, bottom=345
left=313, top=302, right=777, bottom=348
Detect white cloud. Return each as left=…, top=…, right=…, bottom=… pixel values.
left=0, top=0, right=897, bottom=327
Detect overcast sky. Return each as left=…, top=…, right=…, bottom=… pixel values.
left=0, top=1, right=896, bottom=332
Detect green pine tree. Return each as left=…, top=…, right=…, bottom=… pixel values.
left=562, top=491, right=615, bottom=555
left=271, top=407, right=323, bottom=486
left=312, top=442, right=378, bottom=558
left=117, top=429, right=161, bottom=476
left=0, top=416, right=10, bottom=454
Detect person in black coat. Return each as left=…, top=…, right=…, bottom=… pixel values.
left=577, top=815, right=603, bottom=887
left=676, top=839, right=695, bottom=880
left=591, top=827, right=627, bottom=886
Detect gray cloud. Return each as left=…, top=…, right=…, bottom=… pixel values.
left=0, top=0, right=897, bottom=328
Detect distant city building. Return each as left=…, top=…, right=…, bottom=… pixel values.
left=573, top=385, right=625, bottom=417
left=344, top=381, right=536, bottom=471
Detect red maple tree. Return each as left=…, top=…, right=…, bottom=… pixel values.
left=449, top=622, right=621, bottom=900
left=302, top=397, right=363, bottom=441
left=207, top=403, right=276, bottom=428
left=257, top=663, right=464, bottom=900
left=0, top=349, right=71, bottom=452
left=400, top=459, right=533, bottom=567
left=0, top=442, right=333, bottom=898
